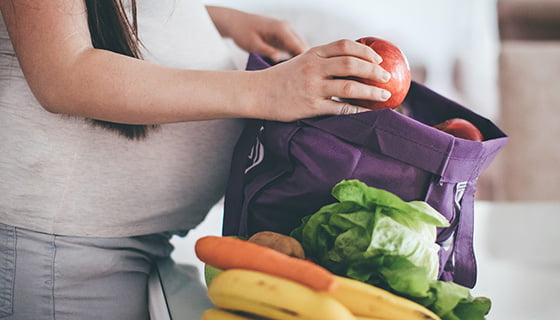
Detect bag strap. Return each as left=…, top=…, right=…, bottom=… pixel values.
left=222, top=119, right=263, bottom=236
left=452, top=180, right=478, bottom=288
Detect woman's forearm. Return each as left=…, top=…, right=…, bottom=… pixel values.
left=1, top=1, right=260, bottom=124
left=41, top=47, right=258, bottom=124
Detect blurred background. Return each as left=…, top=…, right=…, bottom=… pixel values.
left=172, top=1, right=560, bottom=319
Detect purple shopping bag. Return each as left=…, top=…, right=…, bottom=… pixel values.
left=223, top=53, right=508, bottom=288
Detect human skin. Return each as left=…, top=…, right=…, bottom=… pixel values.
left=0, top=0, right=392, bottom=124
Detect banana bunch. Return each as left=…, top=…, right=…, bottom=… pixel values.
left=203, top=269, right=354, bottom=320
left=201, top=269, right=441, bottom=320
left=330, top=275, right=441, bottom=320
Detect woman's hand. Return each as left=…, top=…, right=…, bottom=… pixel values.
left=246, top=39, right=392, bottom=122
left=206, top=7, right=392, bottom=121
left=206, top=6, right=308, bottom=62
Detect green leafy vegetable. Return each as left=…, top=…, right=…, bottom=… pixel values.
left=290, top=179, right=491, bottom=320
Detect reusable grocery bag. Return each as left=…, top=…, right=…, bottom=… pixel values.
left=223, top=53, right=508, bottom=288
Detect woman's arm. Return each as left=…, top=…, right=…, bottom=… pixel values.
left=206, top=6, right=308, bottom=62
left=1, top=0, right=391, bottom=124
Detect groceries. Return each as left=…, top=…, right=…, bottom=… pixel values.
left=196, top=180, right=491, bottom=320
left=247, top=231, right=305, bottom=259
left=201, top=268, right=441, bottom=320
left=195, top=235, right=336, bottom=292
left=203, top=269, right=354, bottom=320
left=434, top=118, right=484, bottom=141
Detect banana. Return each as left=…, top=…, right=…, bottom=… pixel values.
left=207, top=269, right=356, bottom=320
left=328, top=276, right=441, bottom=320
left=200, top=308, right=263, bottom=320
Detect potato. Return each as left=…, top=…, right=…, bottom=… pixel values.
left=248, top=231, right=306, bottom=259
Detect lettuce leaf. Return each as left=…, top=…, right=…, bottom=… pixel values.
left=290, top=179, right=491, bottom=320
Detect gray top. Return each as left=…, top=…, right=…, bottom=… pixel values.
left=0, top=0, right=245, bottom=237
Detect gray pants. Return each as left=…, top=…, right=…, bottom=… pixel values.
left=0, top=223, right=212, bottom=320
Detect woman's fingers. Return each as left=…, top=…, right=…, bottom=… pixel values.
left=322, top=78, right=392, bottom=102
left=313, top=39, right=383, bottom=64
left=312, top=40, right=391, bottom=102
left=259, top=20, right=309, bottom=62
left=251, top=37, right=287, bottom=62
left=271, top=20, right=309, bottom=57
left=321, top=56, right=391, bottom=83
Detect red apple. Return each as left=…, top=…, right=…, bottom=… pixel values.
left=346, top=37, right=411, bottom=110
left=434, top=118, right=484, bottom=141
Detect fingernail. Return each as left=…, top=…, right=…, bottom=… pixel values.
left=381, top=71, right=391, bottom=82
left=381, top=90, right=392, bottom=101
left=372, top=54, right=383, bottom=64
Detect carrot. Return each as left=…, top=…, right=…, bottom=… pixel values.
left=195, top=235, right=338, bottom=292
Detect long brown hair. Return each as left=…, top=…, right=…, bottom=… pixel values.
left=85, top=0, right=157, bottom=139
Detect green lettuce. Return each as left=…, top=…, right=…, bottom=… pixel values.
left=290, top=179, right=491, bottom=320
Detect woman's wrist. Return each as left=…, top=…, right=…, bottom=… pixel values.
left=232, top=69, right=266, bottom=120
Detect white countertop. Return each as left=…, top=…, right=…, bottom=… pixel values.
left=470, top=202, right=560, bottom=320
